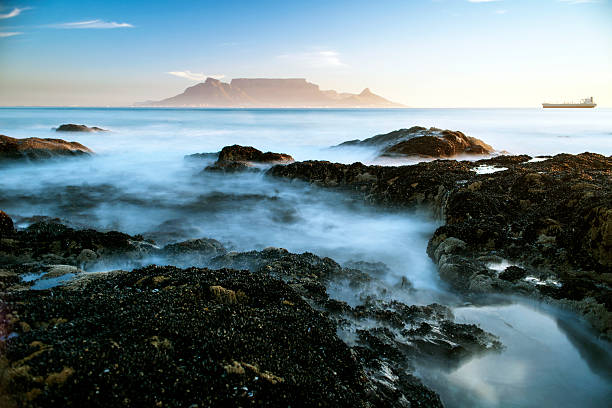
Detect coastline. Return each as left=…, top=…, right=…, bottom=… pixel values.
left=1, top=115, right=610, bottom=406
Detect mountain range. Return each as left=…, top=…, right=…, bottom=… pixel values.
left=139, top=78, right=404, bottom=108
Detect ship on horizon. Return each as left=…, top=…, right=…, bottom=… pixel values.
left=542, top=97, right=596, bottom=109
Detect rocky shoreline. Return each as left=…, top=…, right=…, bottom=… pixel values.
left=268, top=153, right=612, bottom=339
left=0, top=216, right=500, bottom=407
left=1, top=133, right=610, bottom=406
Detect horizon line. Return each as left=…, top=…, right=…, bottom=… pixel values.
left=0, top=105, right=610, bottom=109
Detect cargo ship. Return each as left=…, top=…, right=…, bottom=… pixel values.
left=542, top=97, right=596, bottom=108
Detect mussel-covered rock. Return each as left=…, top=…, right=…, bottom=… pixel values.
left=269, top=152, right=612, bottom=339
left=0, top=266, right=372, bottom=407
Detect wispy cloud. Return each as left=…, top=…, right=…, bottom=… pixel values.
left=0, top=31, right=22, bottom=37
left=467, top=0, right=501, bottom=3
left=495, top=9, right=508, bottom=14
left=0, top=7, right=30, bottom=19
left=277, top=50, right=346, bottom=68
left=49, top=19, right=134, bottom=29
left=167, top=71, right=225, bottom=81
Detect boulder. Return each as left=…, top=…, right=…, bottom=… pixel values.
left=218, top=144, right=293, bottom=163
left=382, top=129, right=493, bottom=158
left=162, top=238, right=227, bottom=266
left=206, top=144, right=293, bottom=172
left=336, top=126, right=493, bottom=158
left=0, top=135, right=93, bottom=161
left=55, top=124, right=107, bottom=132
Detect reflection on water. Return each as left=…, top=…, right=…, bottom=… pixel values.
left=417, top=303, right=612, bottom=408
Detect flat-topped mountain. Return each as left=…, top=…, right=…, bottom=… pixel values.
left=140, top=78, right=404, bottom=108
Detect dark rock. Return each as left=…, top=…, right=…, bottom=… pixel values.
left=184, top=152, right=219, bottom=161
left=206, top=145, right=294, bottom=172
left=499, top=266, right=528, bottom=282
left=206, top=160, right=253, bottom=172
left=161, top=238, right=227, bottom=266
left=55, top=124, right=107, bottom=132
left=0, top=220, right=154, bottom=269
left=336, top=126, right=493, bottom=158
left=0, top=266, right=373, bottom=407
left=268, top=152, right=612, bottom=339
left=475, top=154, right=532, bottom=166
left=218, top=145, right=293, bottom=163
left=0, top=210, right=14, bottom=236
left=0, top=135, right=93, bottom=161
left=382, top=130, right=493, bottom=158
left=337, top=126, right=430, bottom=148
left=0, top=216, right=506, bottom=406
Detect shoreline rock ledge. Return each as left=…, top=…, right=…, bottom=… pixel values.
left=0, top=211, right=501, bottom=408
left=267, top=152, right=612, bottom=339
left=0, top=135, right=93, bottom=161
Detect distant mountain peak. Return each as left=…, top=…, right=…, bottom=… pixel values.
left=205, top=77, right=221, bottom=85
left=140, top=78, right=404, bottom=108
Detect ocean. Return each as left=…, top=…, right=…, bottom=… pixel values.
left=1, top=107, right=611, bottom=407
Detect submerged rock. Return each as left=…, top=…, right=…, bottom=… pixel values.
left=0, top=135, right=93, bottom=161
left=55, top=123, right=107, bottom=132
left=184, top=152, right=219, bottom=161
left=336, top=126, right=494, bottom=158
left=206, top=144, right=294, bottom=172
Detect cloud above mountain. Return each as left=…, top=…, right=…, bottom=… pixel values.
left=167, top=71, right=225, bottom=81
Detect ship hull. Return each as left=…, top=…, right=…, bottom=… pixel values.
left=542, top=104, right=596, bottom=108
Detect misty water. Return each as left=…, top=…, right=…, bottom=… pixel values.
left=1, top=107, right=611, bottom=407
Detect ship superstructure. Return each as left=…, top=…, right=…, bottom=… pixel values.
left=542, top=97, right=596, bottom=108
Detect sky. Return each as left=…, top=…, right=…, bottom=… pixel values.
left=0, top=0, right=610, bottom=107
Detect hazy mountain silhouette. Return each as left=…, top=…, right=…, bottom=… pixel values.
left=140, top=78, right=404, bottom=108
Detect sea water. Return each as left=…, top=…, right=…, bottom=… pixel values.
left=1, top=107, right=611, bottom=407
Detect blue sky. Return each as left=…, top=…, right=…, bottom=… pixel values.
left=0, top=0, right=610, bottom=107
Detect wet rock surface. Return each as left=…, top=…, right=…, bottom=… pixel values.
left=0, top=135, right=93, bottom=162
left=0, top=266, right=368, bottom=407
left=0, top=219, right=153, bottom=272
left=0, top=214, right=501, bottom=407
left=0, top=211, right=14, bottom=236
left=206, top=145, right=294, bottom=172
left=268, top=153, right=612, bottom=338
left=336, top=127, right=494, bottom=158
left=208, top=248, right=501, bottom=406
left=0, top=219, right=228, bottom=276
left=55, top=124, right=107, bottom=132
